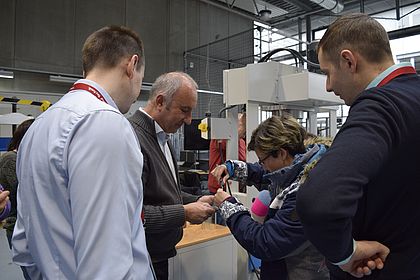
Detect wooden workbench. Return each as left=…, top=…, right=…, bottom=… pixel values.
left=176, top=223, right=231, bottom=249
left=169, top=223, right=237, bottom=280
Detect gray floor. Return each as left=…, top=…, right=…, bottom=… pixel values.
left=0, top=228, right=24, bottom=280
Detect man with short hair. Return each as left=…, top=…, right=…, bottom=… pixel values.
left=129, top=71, right=215, bottom=280
left=13, top=26, right=153, bottom=279
left=297, top=13, right=420, bottom=279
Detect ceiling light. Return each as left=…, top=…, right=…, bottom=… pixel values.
left=49, top=75, right=79, bottom=84
left=141, top=82, right=153, bottom=91
left=0, top=70, right=14, bottom=79
left=259, top=9, right=271, bottom=21
left=310, top=0, right=344, bottom=14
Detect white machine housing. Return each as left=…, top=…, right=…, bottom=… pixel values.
left=199, top=117, right=233, bottom=140
left=222, top=61, right=343, bottom=156
left=223, top=61, right=343, bottom=107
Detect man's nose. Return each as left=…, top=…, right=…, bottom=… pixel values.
left=184, top=112, right=192, bottom=125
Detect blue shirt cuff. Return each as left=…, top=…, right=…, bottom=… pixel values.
left=332, top=239, right=356, bottom=266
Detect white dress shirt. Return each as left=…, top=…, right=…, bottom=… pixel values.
left=13, top=79, right=153, bottom=279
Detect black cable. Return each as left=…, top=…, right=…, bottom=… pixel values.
left=258, top=48, right=299, bottom=67
left=258, top=47, right=320, bottom=69
left=288, top=48, right=320, bottom=69
left=225, top=179, right=232, bottom=196
left=218, top=141, right=226, bottom=193
left=218, top=104, right=237, bottom=118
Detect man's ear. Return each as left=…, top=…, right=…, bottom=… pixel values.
left=126, top=54, right=138, bottom=79
left=155, top=94, right=165, bottom=110
left=340, top=50, right=357, bottom=73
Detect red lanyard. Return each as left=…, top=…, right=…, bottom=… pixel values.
left=69, top=83, right=108, bottom=104
left=377, top=66, right=417, bottom=87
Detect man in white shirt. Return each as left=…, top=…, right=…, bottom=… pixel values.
left=13, top=26, right=154, bottom=279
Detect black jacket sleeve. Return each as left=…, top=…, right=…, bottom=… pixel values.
left=296, top=93, right=397, bottom=263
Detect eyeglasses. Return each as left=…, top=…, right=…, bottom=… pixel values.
left=258, top=153, right=272, bottom=165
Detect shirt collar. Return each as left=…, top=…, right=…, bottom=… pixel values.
left=75, top=79, right=118, bottom=110
left=366, top=62, right=413, bottom=90
left=139, top=108, right=169, bottom=144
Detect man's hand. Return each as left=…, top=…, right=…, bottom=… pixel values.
left=184, top=201, right=215, bottom=224
left=340, top=240, right=390, bottom=278
left=214, top=188, right=231, bottom=207
left=211, top=165, right=230, bottom=185
left=198, top=195, right=214, bottom=205
left=0, top=190, right=10, bottom=212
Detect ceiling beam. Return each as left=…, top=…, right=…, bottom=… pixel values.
left=388, top=24, right=420, bottom=40
left=283, top=0, right=312, bottom=11
left=197, top=0, right=272, bottom=26
left=270, top=0, right=360, bottom=28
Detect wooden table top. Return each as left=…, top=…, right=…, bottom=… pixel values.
left=176, top=223, right=231, bottom=249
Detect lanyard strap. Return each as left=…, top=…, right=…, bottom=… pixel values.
left=377, top=66, right=417, bottom=87
left=70, top=83, right=108, bottom=104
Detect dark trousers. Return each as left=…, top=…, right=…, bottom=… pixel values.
left=152, top=259, right=168, bottom=280
left=6, top=229, right=31, bottom=280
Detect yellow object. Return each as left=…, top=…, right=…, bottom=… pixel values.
left=198, top=122, right=208, bottom=132
left=16, top=99, right=33, bottom=105
left=40, top=100, right=52, bottom=112
left=0, top=96, right=52, bottom=112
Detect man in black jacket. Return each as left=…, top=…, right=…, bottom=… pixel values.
left=129, top=72, right=215, bottom=280
left=297, top=13, right=420, bottom=279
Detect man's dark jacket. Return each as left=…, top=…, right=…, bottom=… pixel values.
left=129, top=110, right=198, bottom=261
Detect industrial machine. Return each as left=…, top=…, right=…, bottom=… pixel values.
left=201, top=60, right=343, bottom=162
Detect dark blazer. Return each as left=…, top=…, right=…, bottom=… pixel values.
left=128, top=110, right=198, bottom=262
left=297, top=73, right=420, bottom=279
